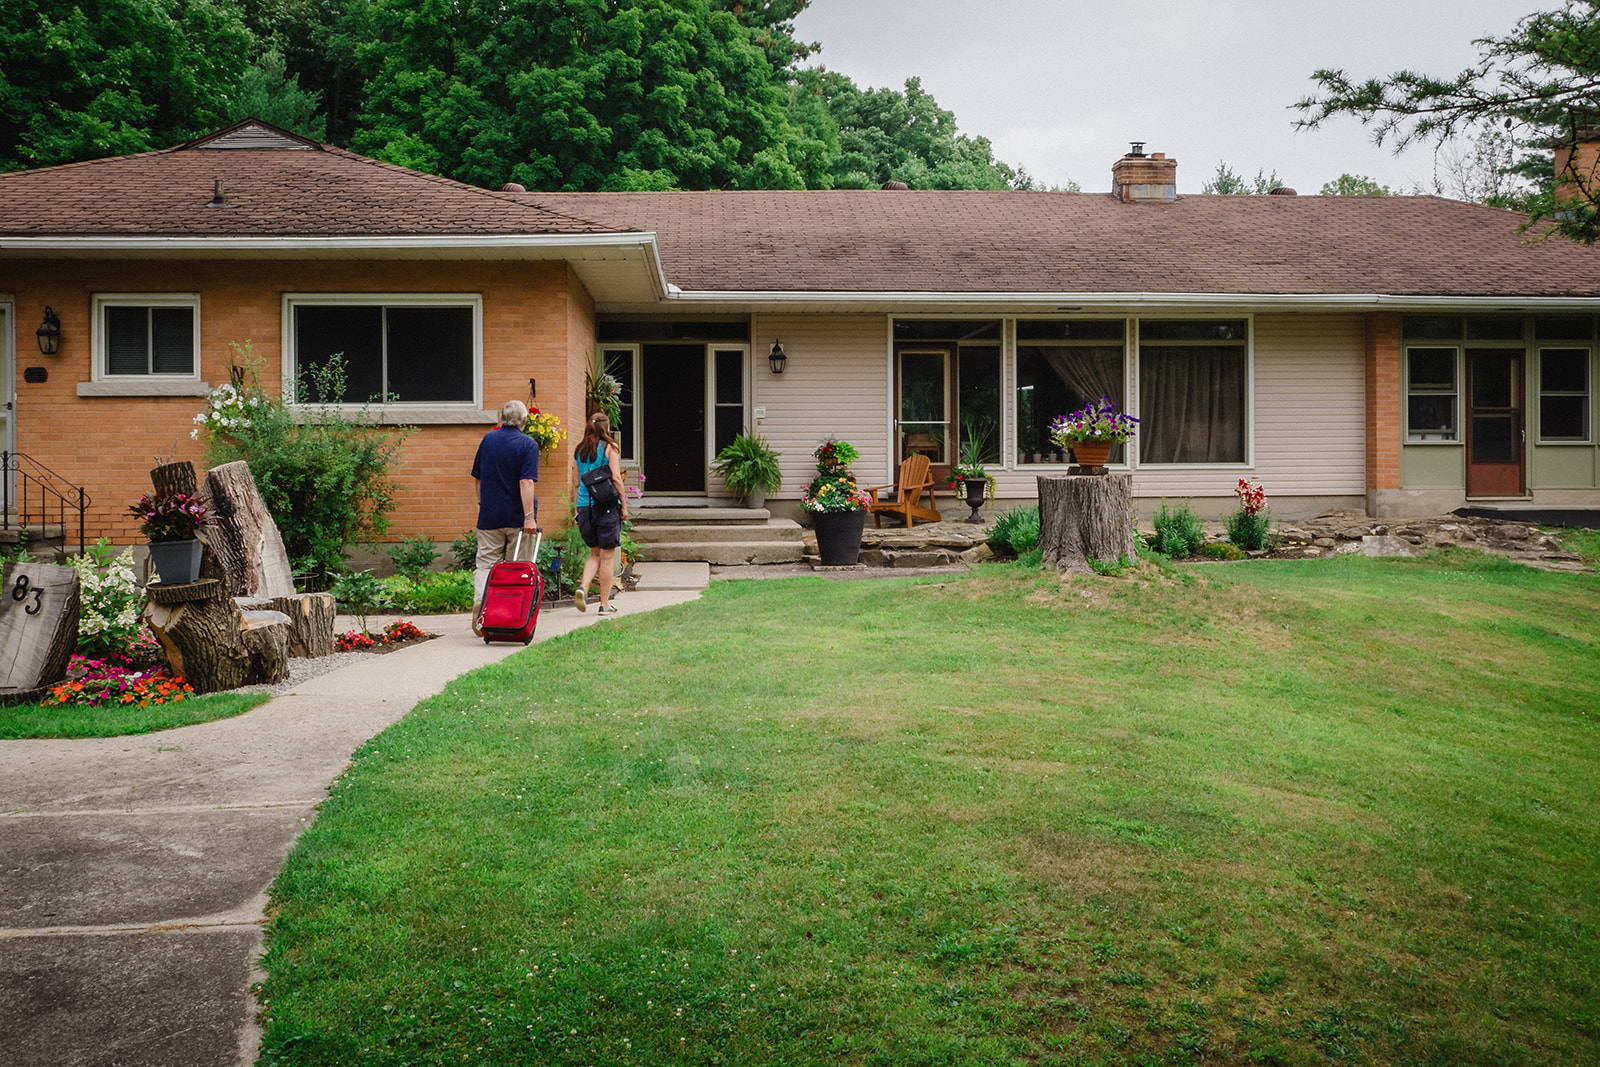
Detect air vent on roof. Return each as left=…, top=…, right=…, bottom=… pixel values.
left=498, top=182, right=527, bottom=193
left=197, top=122, right=313, bottom=150
left=881, top=180, right=909, bottom=190
left=1268, top=186, right=1298, bottom=196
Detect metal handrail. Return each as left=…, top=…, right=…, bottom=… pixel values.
left=1, top=451, right=90, bottom=557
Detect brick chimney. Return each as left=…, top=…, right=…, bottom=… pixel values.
left=1112, top=143, right=1177, bottom=202
left=1553, top=126, right=1600, bottom=204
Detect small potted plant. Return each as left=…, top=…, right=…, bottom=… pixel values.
left=946, top=418, right=996, bottom=522
left=1048, top=396, right=1139, bottom=471
left=129, top=489, right=208, bottom=585
left=712, top=431, right=783, bottom=508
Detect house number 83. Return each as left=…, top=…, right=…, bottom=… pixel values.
left=12, top=575, right=44, bottom=616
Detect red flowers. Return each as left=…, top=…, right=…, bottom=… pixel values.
left=1234, top=477, right=1268, bottom=516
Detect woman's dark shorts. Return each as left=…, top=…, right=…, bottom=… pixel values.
left=577, top=504, right=622, bottom=549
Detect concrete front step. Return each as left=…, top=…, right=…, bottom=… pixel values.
left=632, top=506, right=772, bottom=526
left=632, top=518, right=802, bottom=544
left=636, top=540, right=804, bottom=565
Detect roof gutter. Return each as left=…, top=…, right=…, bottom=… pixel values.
left=659, top=289, right=1600, bottom=310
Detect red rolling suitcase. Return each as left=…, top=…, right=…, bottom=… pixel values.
left=479, top=532, right=543, bottom=645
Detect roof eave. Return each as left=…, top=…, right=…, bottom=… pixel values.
left=649, top=289, right=1600, bottom=312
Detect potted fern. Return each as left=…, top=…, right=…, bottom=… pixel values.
left=712, top=431, right=783, bottom=508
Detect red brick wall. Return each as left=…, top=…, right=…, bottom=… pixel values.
left=5, top=258, right=590, bottom=544
left=1365, top=312, right=1401, bottom=493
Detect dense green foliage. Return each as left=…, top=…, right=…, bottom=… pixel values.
left=259, top=555, right=1600, bottom=1064
left=1296, top=1, right=1600, bottom=241
left=987, top=502, right=1040, bottom=556
left=206, top=359, right=412, bottom=583
left=1320, top=172, right=1392, bottom=195
left=0, top=0, right=324, bottom=171
left=3, top=0, right=1027, bottom=192
left=802, top=70, right=1022, bottom=190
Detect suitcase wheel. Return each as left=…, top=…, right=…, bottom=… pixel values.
left=484, top=635, right=493, bottom=645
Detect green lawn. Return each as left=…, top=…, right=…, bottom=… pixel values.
left=0, top=690, right=269, bottom=739
left=258, top=552, right=1600, bottom=1066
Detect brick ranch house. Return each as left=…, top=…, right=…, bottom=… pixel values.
left=2, top=119, right=1598, bottom=553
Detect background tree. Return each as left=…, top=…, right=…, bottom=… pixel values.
left=1200, top=161, right=1284, bottom=194
left=812, top=71, right=1023, bottom=190
left=1320, top=173, right=1392, bottom=195
left=1295, top=0, right=1600, bottom=241
left=0, top=0, right=256, bottom=171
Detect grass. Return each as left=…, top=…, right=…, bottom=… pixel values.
left=1553, top=525, right=1600, bottom=565
left=0, top=691, right=269, bottom=739
left=258, top=551, right=1600, bottom=1066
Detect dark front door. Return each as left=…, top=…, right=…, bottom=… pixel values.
left=1466, top=348, right=1525, bottom=496
left=641, top=344, right=706, bottom=493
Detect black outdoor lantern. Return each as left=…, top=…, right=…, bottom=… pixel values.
left=768, top=339, right=787, bottom=374
left=36, top=307, right=61, bottom=355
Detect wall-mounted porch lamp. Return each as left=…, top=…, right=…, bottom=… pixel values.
left=36, top=307, right=61, bottom=355
left=768, top=339, right=787, bottom=374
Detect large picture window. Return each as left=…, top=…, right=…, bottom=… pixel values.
left=1016, top=320, right=1126, bottom=464
left=289, top=298, right=477, bottom=404
left=1539, top=347, right=1590, bottom=442
left=96, top=297, right=197, bottom=377
left=1138, top=320, right=1248, bottom=464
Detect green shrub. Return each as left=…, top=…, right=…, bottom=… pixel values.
left=1201, top=541, right=1247, bottom=561
left=204, top=351, right=412, bottom=588
left=1152, top=499, right=1205, bottom=557
left=989, top=503, right=1040, bottom=556
left=386, top=534, right=438, bottom=581
left=380, top=571, right=474, bottom=614
left=449, top=530, right=478, bottom=572
left=1225, top=509, right=1272, bottom=551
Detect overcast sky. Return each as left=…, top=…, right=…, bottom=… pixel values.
left=794, top=0, right=1541, bottom=194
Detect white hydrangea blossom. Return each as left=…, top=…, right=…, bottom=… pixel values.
left=69, top=548, right=140, bottom=639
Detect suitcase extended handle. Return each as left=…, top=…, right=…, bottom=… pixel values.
left=513, top=530, right=542, bottom=563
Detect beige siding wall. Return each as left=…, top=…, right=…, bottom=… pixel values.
left=1125, top=312, right=1366, bottom=502
left=752, top=314, right=890, bottom=497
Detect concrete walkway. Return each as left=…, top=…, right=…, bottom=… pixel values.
left=0, top=563, right=709, bottom=1067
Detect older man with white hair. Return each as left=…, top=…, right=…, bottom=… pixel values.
left=469, top=399, right=541, bottom=633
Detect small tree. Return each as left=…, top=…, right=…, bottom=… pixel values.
left=202, top=347, right=412, bottom=586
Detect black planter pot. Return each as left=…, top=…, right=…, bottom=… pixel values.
left=961, top=478, right=987, bottom=523
left=812, top=510, right=867, bottom=566
left=147, top=539, right=203, bottom=585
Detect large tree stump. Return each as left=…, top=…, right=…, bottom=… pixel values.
left=199, top=460, right=296, bottom=598
left=237, top=593, right=336, bottom=658
left=1038, top=473, right=1138, bottom=574
left=0, top=562, right=80, bottom=697
left=142, top=546, right=291, bottom=693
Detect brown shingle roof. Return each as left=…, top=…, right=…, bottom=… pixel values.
left=531, top=189, right=1600, bottom=299
left=0, top=121, right=623, bottom=239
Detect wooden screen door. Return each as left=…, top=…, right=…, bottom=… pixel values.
left=1466, top=348, right=1525, bottom=496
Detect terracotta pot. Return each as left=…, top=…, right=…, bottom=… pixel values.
left=812, top=510, right=867, bottom=566
left=1069, top=440, right=1114, bottom=468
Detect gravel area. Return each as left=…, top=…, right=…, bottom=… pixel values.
left=237, top=650, right=382, bottom=695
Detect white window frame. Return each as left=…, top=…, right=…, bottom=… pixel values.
left=1132, top=315, right=1255, bottom=468
left=90, top=294, right=201, bottom=383
left=706, top=344, right=750, bottom=472
left=1405, top=345, right=1461, bottom=443
left=282, top=293, right=484, bottom=422
left=596, top=344, right=641, bottom=464
left=1536, top=345, right=1592, bottom=444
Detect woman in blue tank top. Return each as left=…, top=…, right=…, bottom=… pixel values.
left=573, top=413, right=627, bottom=613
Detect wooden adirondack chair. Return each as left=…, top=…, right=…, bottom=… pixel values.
left=866, top=453, right=941, bottom=528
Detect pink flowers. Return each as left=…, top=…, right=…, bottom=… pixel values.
left=129, top=490, right=207, bottom=542
left=1234, top=477, right=1267, bottom=516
